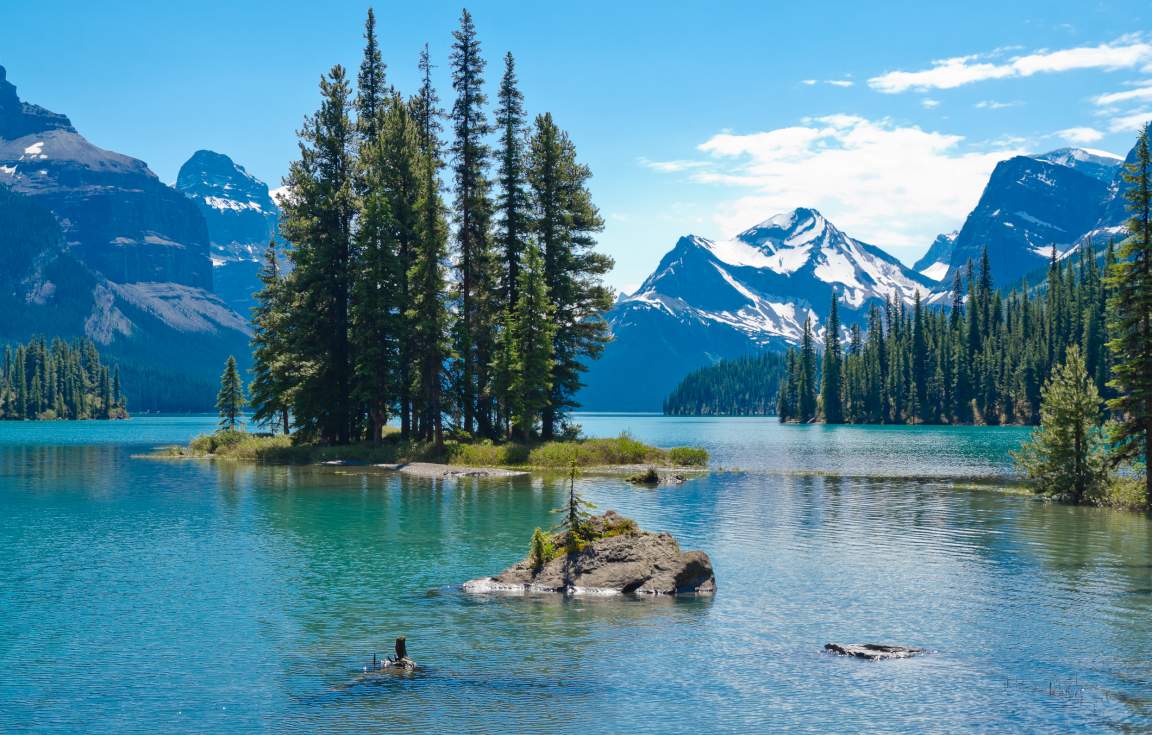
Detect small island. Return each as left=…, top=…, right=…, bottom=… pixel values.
left=464, top=510, right=715, bottom=595
left=157, top=427, right=708, bottom=477
left=464, top=470, right=715, bottom=596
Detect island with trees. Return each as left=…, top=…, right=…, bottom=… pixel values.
left=174, top=10, right=707, bottom=474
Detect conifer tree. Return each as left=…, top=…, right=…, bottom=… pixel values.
left=449, top=9, right=498, bottom=437
left=356, top=8, right=388, bottom=139
left=408, top=45, right=451, bottom=446
left=528, top=113, right=613, bottom=438
left=1106, top=121, right=1152, bottom=504
left=797, top=316, right=817, bottom=422
left=507, top=243, right=556, bottom=439
left=280, top=65, right=357, bottom=443
left=821, top=294, right=844, bottom=423
left=250, top=242, right=294, bottom=434
left=353, top=95, right=423, bottom=441
left=1013, top=346, right=1106, bottom=503
left=495, top=52, right=529, bottom=311
left=217, top=356, right=246, bottom=431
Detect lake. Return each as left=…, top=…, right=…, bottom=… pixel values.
left=2, top=415, right=1151, bottom=734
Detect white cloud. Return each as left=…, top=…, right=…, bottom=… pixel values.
left=869, top=39, right=1152, bottom=93
left=1109, top=110, right=1152, bottom=132
left=1055, top=126, right=1105, bottom=143
left=921, top=98, right=941, bottom=109
left=677, top=115, right=1023, bottom=250
left=637, top=157, right=711, bottom=173
left=1093, top=84, right=1152, bottom=106
left=974, top=100, right=1021, bottom=110
left=801, top=79, right=854, bottom=88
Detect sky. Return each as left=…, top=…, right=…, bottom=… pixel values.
left=2, top=0, right=1151, bottom=293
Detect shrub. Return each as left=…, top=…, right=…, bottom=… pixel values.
left=668, top=446, right=708, bottom=466
left=528, top=527, right=556, bottom=569
left=627, top=467, right=660, bottom=485
left=1092, top=469, right=1149, bottom=511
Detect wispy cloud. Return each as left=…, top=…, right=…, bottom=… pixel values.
left=1093, top=83, right=1152, bottom=106
left=1108, top=110, right=1152, bottom=132
left=652, top=115, right=1024, bottom=250
left=869, top=38, right=1152, bottom=93
left=637, top=157, right=711, bottom=173
left=801, top=79, right=854, bottom=88
left=921, top=98, right=941, bottom=109
left=974, top=100, right=1022, bottom=110
left=1054, top=126, right=1105, bottom=143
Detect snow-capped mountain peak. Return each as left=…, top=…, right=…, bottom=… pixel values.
left=581, top=208, right=934, bottom=411
left=1032, top=147, right=1123, bottom=183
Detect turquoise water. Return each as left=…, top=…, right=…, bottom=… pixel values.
left=3, top=415, right=1152, bottom=733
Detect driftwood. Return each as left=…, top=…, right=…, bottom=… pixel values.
left=824, top=643, right=926, bottom=660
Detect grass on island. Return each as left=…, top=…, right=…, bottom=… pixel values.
left=157, top=428, right=709, bottom=469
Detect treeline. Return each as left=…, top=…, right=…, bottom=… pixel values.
left=778, top=245, right=1112, bottom=425
left=0, top=337, right=125, bottom=420
left=776, top=123, right=1152, bottom=508
left=663, top=353, right=787, bottom=416
left=249, top=9, right=612, bottom=445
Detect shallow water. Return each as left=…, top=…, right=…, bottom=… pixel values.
left=2, top=415, right=1151, bottom=733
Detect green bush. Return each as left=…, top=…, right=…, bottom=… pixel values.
left=1092, top=471, right=1148, bottom=512
left=177, top=429, right=709, bottom=470
left=528, top=527, right=556, bottom=569
left=668, top=446, right=709, bottom=466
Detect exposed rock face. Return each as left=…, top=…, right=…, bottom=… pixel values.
left=464, top=512, right=715, bottom=595
left=0, top=73, right=213, bottom=289
left=0, top=65, right=74, bottom=139
left=940, top=155, right=1109, bottom=289
left=176, top=150, right=281, bottom=314
left=824, top=643, right=927, bottom=660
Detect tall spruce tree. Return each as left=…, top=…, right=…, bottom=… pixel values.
left=249, top=242, right=294, bottom=434
left=492, top=52, right=531, bottom=434
left=280, top=65, right=357, bottom=443
left=408, top=45, right=451, bottom=446
left=1106, top=121, right=1152, bottom=504
left=449, top=9, right=498, bottom=437
left=797, top=316, right=817, bottom=422
left=821, top=294, right=844, bottom=423
left=356, top=8, right=388, bottom=139
left=527, top=113, right=613, bottom=438
left=494, top=51, right=529, bottom=313
left=217, top=356, right=246, bottom=431
left=507, top=243, right=556, bottom=439
left=352, top=96, right=416, bottom=442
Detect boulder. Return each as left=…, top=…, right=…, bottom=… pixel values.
left=464, top=512, right=715, bottom=595
left=823, top=643, right=927, bottom=660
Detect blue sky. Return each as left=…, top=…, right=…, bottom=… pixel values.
left=2, top=0, right=1151, bottom=291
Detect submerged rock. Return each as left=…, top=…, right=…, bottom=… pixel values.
left=823, top=643, right=927, bottom=660
left=398, top=462, right=528, bottom=479
left=463, top=511, right=715, bottom=595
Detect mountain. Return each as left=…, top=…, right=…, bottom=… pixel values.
left=935, top=153, right=1110, bottom=289
left=0, top=65, right=250, bottom=410
left=913, top=231, right=957, bottom=282
left=1033, top=147, right=1123, bottom=183
left=176, top=150, right=281, bottom=314
left=578, top=208, right=934, bottom=411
